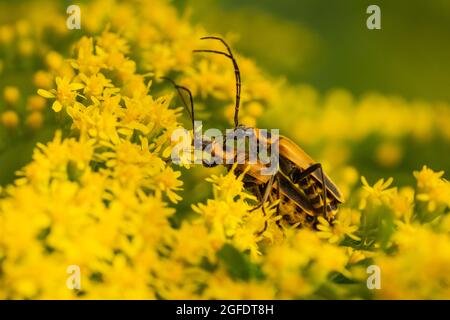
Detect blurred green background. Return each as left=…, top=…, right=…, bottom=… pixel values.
left=177, top=0, right=450, bottom=101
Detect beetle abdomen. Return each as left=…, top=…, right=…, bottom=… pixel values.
left=277, top=192, right=315, bottom=228
left=297, top=176, right=338, bottom=221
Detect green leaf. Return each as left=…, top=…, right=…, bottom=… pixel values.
left=217, top=244, right=263, bottom=281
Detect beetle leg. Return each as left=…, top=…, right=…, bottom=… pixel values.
left=292, top=163, right=328, bottom=219
left=249, top=185, right=269, bottom=235
left=250, top=185, right=264, bottom=212
left=249, top=174, right=275, bottom=214
left=276, top=174, right=281, bottom=215
left=274, top=174, right=283, bottom=228
left=249, top=174, right=276, bottom=235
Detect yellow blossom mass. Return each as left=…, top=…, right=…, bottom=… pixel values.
left=0, top=0, right=449, bottom=300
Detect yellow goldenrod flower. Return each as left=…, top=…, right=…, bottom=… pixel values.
left=18, top=39, right=34, bottom=56
left=390, top=187, right=415, bottom=222
left=26, top=95, right=46, bottom=112
left=317, top=208, right=361, bottom=243
left=153, top=166, right=183, bottom=203
left=0, top=25, right=14, bottom=44
left=1, top=110, right=19, bottom=128
left=359, top=176, right=397, bottom=210
left=416, top=184, right=450, bottom=212
left=33, top=71, right=54, bottom=90
left=45, top=51, right=64, bottom=71
left=25, top=111, right=44, bottom=130
left=70, top=36, right=106, bottom=75
left=15, top=20, right=30, bottom=37
left=203, top=270, right=275, bottom=299
left=263, top=229, right=348, bottom=298
left=38, top=76, right=84, bottom=112
left=414, top=165, right=444, bottom=190
left=375, top=141, right=403, bottom=167
left=205, top=165, right=248, bottom=202
left=241, top=115, right=257, bottom=127
left=3, top=86, right=20, bottom=105
left=1, top=0, right=450, bottom=300
left=376, top=225, right=450, bottom=299
left=347, top=247, right=375, bottom=264
left=79, top=72, right=115, bottom=99
left=96, top=30, right=130, bottom=54
left=414, top=166, right=450, bottom=212
left=246, top=101, right=264, bottom=118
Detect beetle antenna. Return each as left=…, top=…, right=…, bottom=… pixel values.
left=160, top=77, right=195, bottom=132
left=193, top=36, right=241, bottom=129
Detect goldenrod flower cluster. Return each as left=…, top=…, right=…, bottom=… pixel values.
left=0, top=0, right=449, bottom=300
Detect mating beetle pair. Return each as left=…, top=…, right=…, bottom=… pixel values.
left=164, top=36, right=343, bottom=230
